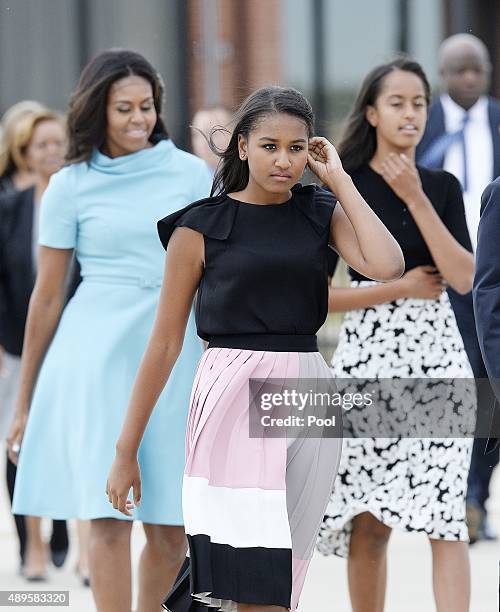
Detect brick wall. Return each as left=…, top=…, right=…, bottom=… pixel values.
left=187, top=0, right=283, bottom=117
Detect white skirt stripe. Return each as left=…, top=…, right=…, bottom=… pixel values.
left=183, top=475, right=292, bottom=549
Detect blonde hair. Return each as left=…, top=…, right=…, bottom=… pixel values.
left=9, top=110, right=64, bottom=173
left=0, top=101, right=47, bottom=177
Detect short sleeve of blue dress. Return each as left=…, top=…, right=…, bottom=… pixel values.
left=38, top=168, right=78, bottom=249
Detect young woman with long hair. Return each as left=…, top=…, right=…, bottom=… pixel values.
left=317, top=59, right=475, bottom=612
left=7, top=49, right=212, bottom=611
left=106, top=85, right=404, bottom=611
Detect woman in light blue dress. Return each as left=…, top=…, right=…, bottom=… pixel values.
left=7, top=50, right=211, bottom=611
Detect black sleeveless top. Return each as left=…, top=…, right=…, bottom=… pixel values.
left=158, top=184, right=336, bottom=351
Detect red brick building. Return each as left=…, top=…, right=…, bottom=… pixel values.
left=186, top=0, right=284, bottom=114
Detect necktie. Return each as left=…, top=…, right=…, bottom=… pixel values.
left=419, top=112, right=470, bottom=190
left=458, top=112, right=469, bottom=191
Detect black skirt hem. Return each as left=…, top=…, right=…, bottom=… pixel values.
left=184, top=534, right=292, bottom=609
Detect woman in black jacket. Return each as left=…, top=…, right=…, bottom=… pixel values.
left=0, top=109, right=81, bottom=581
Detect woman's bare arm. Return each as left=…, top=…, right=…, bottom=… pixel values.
left=107, top=227, right=204, bottom=515
left=14, top=247, right=73, bottom=409
left=306, top=137, right=404, bottom=283
left=328, top=284, right=404, bottom=312
left=403, top=195, right=473, bottom=293
left=114, top=227, right=204, bottom=456
left=7, top=246, right=73, bottom=462
left=327, top=264, right=445, bottom=312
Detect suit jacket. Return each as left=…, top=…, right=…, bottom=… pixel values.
left=473, top=178, right=500, bottom=440
left=416, top=95, right=500, bottom=179
left=0, top=188, right=37, bottom=356
left=0, top=188, right=81, bottom=356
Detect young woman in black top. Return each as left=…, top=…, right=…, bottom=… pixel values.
left=106, top=86, right=403, bottom=611
left=318, top=59, right=474, bottom=612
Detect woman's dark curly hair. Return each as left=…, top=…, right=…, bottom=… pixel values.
left=66, top=48, right=168, bottom=163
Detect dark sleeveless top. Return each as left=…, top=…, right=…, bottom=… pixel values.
left=158, top=184, right=336, bottom=351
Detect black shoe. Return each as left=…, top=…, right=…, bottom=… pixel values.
left=51, top=548, right=68, bottom=568
left=49, top=520, right=69, bottom=566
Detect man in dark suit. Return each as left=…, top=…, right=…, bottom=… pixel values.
left=417, top=33, right=500, bottom=543
left=472, top=178, right=500, bottom=523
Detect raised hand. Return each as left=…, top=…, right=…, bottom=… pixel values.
left=380, top=153, right=424, bottom=205
left=307, top=136, right=343, bottom=185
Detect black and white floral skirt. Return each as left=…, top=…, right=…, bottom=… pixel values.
left=317, top=282, right=475, bottom=558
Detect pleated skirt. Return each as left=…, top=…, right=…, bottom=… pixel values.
left=181, top=347, right=342, bottom=611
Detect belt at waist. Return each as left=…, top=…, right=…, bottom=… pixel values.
left=207, top=334, right=318, bottom=352
left=83, top=274, right=162, bottom=288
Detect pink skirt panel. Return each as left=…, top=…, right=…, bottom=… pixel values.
left=185, top=348, right=300, bottom=491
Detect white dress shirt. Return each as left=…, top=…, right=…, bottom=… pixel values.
left=441, top=94, right=493, bottom=250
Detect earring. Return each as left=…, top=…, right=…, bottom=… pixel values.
left=240, top=153, right=247, bottom=160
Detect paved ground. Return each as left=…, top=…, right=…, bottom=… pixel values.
left=0, top=455, right=498, bottom=611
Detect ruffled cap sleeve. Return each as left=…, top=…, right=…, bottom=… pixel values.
left=292, top=183, right=337, bottom=235
left=157, top=195, right=237, bottom=250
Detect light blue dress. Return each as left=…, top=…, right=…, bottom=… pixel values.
left=13, top=140, right=212, bottom=524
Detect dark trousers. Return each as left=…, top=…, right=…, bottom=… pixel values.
left=6, top=454, right=69, bottom=565
left=448, top=289, right=500, bottom=511
left=467, top=438, right=500, bottom=510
